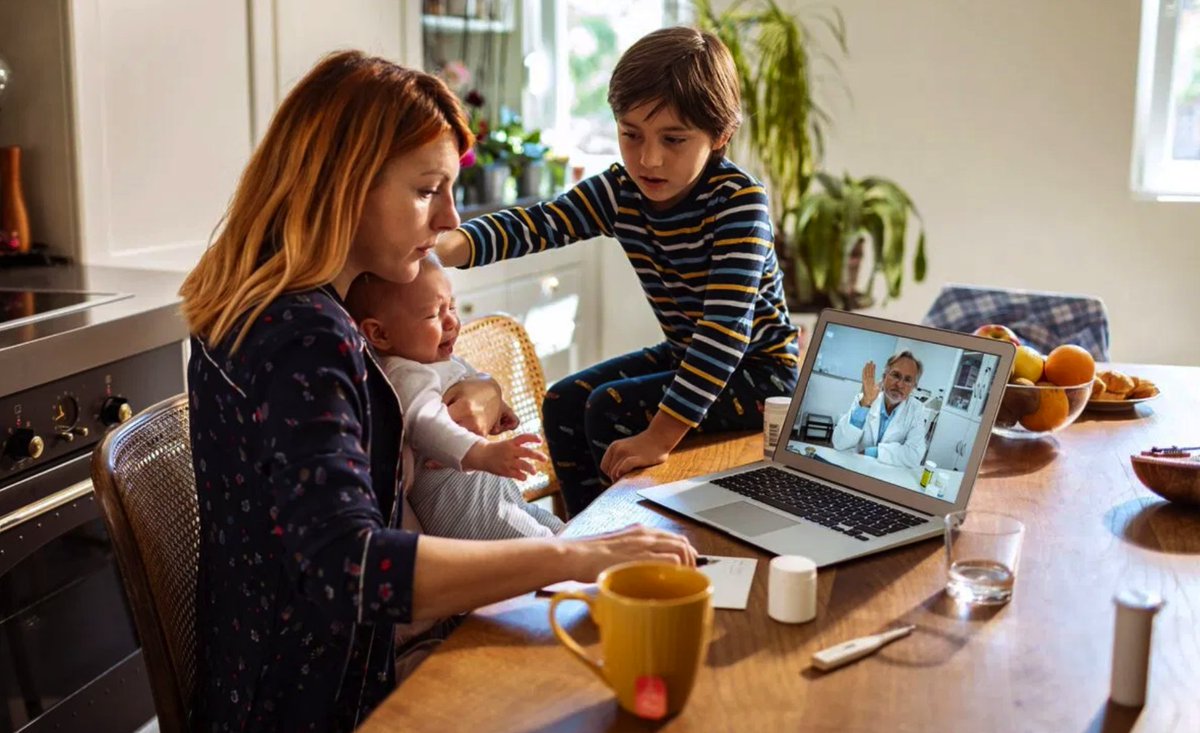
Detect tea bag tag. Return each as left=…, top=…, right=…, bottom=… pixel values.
left=634, top=675, right=668, bottom=720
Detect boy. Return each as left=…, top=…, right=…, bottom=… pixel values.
left=345, top=260, right=564, bottom=540
left=437, top=27, right=799, bottom=516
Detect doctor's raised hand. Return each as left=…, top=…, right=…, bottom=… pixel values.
left=860, top=361, right=882, bottom=407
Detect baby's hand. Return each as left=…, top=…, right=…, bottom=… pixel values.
left=491, top=401, right=520, bottom=435
left=463, top=434, right=547, bottom=480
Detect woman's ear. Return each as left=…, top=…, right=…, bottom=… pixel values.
left=358, top=317, right=391, bottom=351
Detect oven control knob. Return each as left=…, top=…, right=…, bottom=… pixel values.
left=5, top=428, right=44, bottom=460
left=101, top=397, right=133, bottom=426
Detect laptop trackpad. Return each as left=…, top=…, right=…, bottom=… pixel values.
left=696, top=501, right=798, bottom=537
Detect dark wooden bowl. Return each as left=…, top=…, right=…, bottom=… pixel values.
left=1130, top=454, right=1200, bottom=506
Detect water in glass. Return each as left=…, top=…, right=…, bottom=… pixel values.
left=947, top=559, right=1014, bottom=605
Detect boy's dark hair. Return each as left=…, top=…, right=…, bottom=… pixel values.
left=607, top=27, right=742, bottom=156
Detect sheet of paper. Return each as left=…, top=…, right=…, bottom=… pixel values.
left=537, top=556, right=759, bottom=610
left=699, top=556, right=758, bottom=610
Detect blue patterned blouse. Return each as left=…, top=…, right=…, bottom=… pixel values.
left=188, top=285, right=417, bottom=731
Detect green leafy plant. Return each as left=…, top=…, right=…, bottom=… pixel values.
left=694, top=0, right=926, bottom=311
left=695, top=0, right=836, bottom=222
left=792, top=172, right=926, bottom=309
left=497, top=121, right=547, bottom=179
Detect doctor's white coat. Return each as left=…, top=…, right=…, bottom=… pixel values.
left=831, top=393, right=927, bottom=468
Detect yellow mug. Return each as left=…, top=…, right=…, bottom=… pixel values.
left=549, top=561, right=713, bottom=719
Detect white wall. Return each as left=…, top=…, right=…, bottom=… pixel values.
left=796, top=0, right=1200, bottom=365
left=602, top=0, right=1200, bottom=365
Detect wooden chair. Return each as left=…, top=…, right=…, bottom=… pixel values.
left=456, top=314, right=568, bottom=520
left=91, top=394, right=197, bottom=733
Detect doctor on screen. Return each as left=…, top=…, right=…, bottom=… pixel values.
left=832, top=351, right=928, bottom=468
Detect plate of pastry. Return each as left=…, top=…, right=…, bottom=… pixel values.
left=1087, top=369, right=1161, bottom=411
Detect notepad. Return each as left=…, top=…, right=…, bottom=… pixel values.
left=538, top=556, right=758, bottom=610
left=698, top=556, right=758, bottom=610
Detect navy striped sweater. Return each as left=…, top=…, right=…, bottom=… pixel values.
left=458, top=157, right=799, bottom=427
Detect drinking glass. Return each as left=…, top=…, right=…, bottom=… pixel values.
left=944, top=510, right=1024, bottom=605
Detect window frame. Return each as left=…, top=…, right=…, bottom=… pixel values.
left=528, top=0, right=690, bottom=171
left=1131, top=0, right=1200, bottom=201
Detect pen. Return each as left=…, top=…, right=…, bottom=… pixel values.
left=697, top=556, right=716, bottom=567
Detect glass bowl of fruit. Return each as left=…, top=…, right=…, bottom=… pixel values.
left=992, top=380, right=1093, bottom=438
left=990, top=343, right=1097, bottom=439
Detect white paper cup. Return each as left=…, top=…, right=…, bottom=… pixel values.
left=763, top=397, right=791, bottom=456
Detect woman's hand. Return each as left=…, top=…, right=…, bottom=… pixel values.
left=444, top=378, right=505, bottom=436
left=860, top=361, right=881, bottom=407
left=600, top=431, right=672, bottom=482
left=564, top=525, right=697, bottom=582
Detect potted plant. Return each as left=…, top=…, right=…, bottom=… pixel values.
left=513, top=129, right=548, bottom=198
left=694, top=0, right=927, bottom=311
left=791, top=172, right=926, bottom=310
left=494, top=115, right=548, bottom=198
left=462, top=90, right=511, bottom=204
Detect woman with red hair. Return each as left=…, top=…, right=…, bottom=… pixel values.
left=180, top=51, right=695, bottom=731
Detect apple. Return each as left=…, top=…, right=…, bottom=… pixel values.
left=973, top=324, right=1021, bottom=347
left=1012, top=345, right=1045, bottom=383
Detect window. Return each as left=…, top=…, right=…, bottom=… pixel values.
left=526, top=0, right=688, bottom=175
left=1132, top=0, right=1200, bottom=200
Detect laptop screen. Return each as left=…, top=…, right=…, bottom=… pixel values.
left=784, top=322, right=1002, bottom=505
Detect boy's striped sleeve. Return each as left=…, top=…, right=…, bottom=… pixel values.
left=659, top=184, right=774, bottom=427
left=457, top=167, right=620, bottom=267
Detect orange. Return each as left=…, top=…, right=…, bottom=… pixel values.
left=1044, top=345, right=1096, bottom=387
left=1020, top=387, right=1070, bottom=432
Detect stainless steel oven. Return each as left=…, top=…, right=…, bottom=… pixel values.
left=0, top=267, right=187, bottom=733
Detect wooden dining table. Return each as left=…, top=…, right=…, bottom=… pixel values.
left=362, top=364, right=1200, bottom=733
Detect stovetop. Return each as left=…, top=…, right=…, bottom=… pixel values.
left=0, top=288, right=131, bottom=332
left=0, top=264, right=188, bottom=397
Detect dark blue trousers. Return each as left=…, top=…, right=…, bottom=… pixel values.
left=542, top=342, right=796, bottom=517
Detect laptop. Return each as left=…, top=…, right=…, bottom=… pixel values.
left=638, top=309, right=1016, bottom=567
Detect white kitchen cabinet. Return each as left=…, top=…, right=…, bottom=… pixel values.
left=272, top=0, right=405, bottom=99
left=3, top=0, right=414, bottom=269
left=452, top=247, right=595, bottom=384
left=70, top=0, right=256, bottom=270
left=926, top=409, right=980, bottom=471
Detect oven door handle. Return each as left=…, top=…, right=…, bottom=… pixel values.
left=0, top=478, right=94, bottom=534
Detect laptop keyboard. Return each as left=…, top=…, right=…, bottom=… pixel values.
left=710, top=467, right=929, bottom=542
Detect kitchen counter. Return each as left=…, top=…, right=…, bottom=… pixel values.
left=0, top=264, right=187, bottom=396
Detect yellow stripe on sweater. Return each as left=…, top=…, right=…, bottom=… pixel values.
left=698, top=319, right=751, bottom=343
left=485, top=214, right=510, bottom=259
left=576, top=191, right=609, bottom=236
left=546, top=203, right=576, bottom=238
left=658, top=403, right=699, bottom=428
left=708, top=284, right=760, bottom=295
left=681, top=361, right=727, bottom=388
left=713, top=236, right=773, bottom=248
